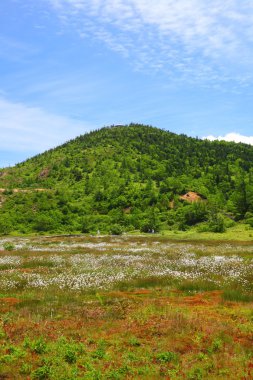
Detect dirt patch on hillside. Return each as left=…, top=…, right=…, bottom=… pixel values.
left=0, top=188, right=49, bottom=193
left=39, top=168, right=50, bottom=178
left=179, top=191, right=207, bottom=203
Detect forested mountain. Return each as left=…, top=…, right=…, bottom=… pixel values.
left=0, top=124, right=253, bottom=234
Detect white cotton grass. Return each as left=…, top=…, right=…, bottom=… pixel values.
left=0, top=236, right=252, bottom=291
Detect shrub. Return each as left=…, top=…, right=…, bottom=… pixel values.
left=3, top=242, right=15, bottom=251
left=92, top=340, right=106, bottom=359
left=183, top=203, right=208, bottom=226
left=208, top=214, right=226, bottom=233
left=245, top=217, right=253, bottom=227
left=20, top=363, right=32, bottom=375
left=128, top=336, right=141, bottom=347
left=33, top=215, right=57, bottom=232
left=110, top=224, right=123, bottom=235
left=25, top=337, right=47, bottom=354
left=156, top=351, right=178, bottom=363
left=210, top=338, right=223, bottom=353
left=0, top=219, right=13, bottom=235
left=64, top=348, right=77, bottom=364
left=91, top=347, right=106, bottom=359
left=32, top=365, right=50, bottom=380
left=140, top=221, right=160, bottom=233
left=187, top=366, right=204, bottom=380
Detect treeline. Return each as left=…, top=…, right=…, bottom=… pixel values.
left=0, top=124, right=253, bottom=234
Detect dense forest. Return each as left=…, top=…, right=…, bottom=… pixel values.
left=0, top=124, right=253, bottom=234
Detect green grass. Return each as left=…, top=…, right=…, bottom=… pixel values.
left=2, top=220, right=253, bottom=242
left=161, top=223, right=253, bottom=241
left=222, top=289, right=253, bottom=303
left=177, top=280, right=220, bottom=293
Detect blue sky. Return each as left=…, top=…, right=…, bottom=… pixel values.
left=1, top=0, right=253, bottom=167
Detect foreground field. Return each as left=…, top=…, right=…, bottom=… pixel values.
left=0, top=235, right=253, bottom=379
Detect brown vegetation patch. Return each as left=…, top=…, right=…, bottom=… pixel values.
left=128, top=289, right=152, bottom=295
left=178, top=291, right=222, bottom=307
left=18, top=268, right=36, bottom=273
left=1, top=297, right=20, bottom=305
left=39, top=167, right=50, bottom=178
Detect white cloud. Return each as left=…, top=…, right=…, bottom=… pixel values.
left=0, top=97, right=93, bottom=153
left=48, top=0, right=253, bottom=84
left=204, top=132, right=253, bottom=145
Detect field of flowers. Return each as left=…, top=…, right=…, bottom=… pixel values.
left=0, top=235, right=253, bottom=379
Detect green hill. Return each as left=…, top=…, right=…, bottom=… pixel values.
left=0, top=124, right=253, bottom=234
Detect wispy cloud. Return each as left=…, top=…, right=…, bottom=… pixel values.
left=48, top=0, right=253, bottom=84
left=204, top=132, right=253, bottom=145
left=0, top=35, right=38, bottom=62
left=0, top=97, right=93, bottom=154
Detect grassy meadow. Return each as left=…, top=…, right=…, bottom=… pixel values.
left=0, top=234, right=253, bottom=379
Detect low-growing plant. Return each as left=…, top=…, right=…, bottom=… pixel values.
left=196, top=352, right=207, bottom=361
left=6, top=345, right=25, bottom=359
left=91, top=340, right=107, bottom=359
left=2, top=312, right=14, bottom=325
left=64, top=348, right=77, bottom=364
left=128, top=336, right=141, bottom=347
left=32, top=365, right=50, bottom=380
left=63, top=345, right=80, bottom=364
left=0, top=328, right=6, bottom=339
left=25, top=337, right=47, bottom=354
left=208, top=338, right=223, bottom=353
left=187, top=366, right=205, bottom=380
left=3, top=242, right=15, bottom=251
left=20, top=362, right=32, bottom=375
left=156, top=351, right=178, bottom=363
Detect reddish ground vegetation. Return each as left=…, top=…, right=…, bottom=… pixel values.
left=0, top=289, right=252, bottom=379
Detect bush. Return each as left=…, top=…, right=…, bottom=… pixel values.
left=64, top=348, right=77, bottom=364
left=183, top=203, right=208, bottom=226
left=33, top=215, right=57, bottom=232
left=224, top=218, right=236, bottom=228
left=110, top=224, right=123, bottom=235
left=156, top=351, right=178, bottom=363
left=187, top=367, right=204, bottom=380
left=245, top=217, right=253, bottom=228
left=208, top=214, right=226, bottom=233
left=25, top=337, right=47, bottom=354
left=32, top=365, right=50, bottom=380
left=0, top=219, right=13, bottom=235
left=3, top=242, right=15, bottom=251
left=140, top=221, right=160, bottom=233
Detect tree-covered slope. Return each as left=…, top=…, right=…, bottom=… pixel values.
left=0, top=124, right=253, bottom=234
